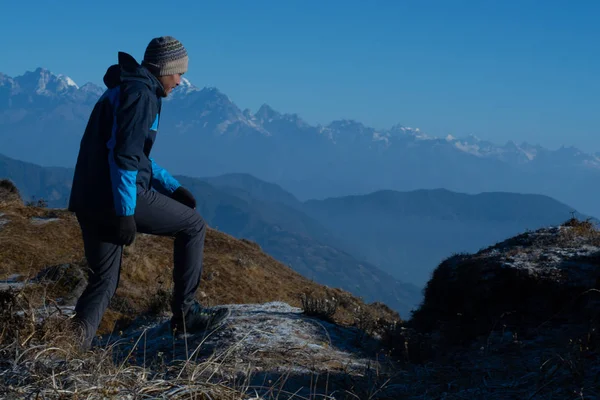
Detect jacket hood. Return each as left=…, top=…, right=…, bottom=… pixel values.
left=103, top=52, right=166, bottom=97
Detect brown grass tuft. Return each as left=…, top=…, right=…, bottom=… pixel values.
left=0, top=178, right=22, bottom=206
left=556, top=217, right=600, bottom=249
left=146, top=285, right=173, bottom=315
left=300, top=292, right=338, bottom=322
left=0, top=287, right=84, bottom=353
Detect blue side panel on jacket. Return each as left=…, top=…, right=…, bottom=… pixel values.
left=105, top=87, right=138, bottom=216
left=150, top=157, right=181, bottom=195
left=150, top=113, right=159, bottom=131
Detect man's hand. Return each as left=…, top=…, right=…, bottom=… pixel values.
left=170, top=186, right=196, bottom=209
left=115, top=215, right=136, bottom=245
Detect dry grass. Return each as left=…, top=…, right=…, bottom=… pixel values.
left=559, top=216, right=600, bottom=245
left=146, top=285, right=173, bottom=315
left=300, top=292, right=338, bottom=322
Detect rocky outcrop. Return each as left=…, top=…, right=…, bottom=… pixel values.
left=411, top=219, right=600, bottom=345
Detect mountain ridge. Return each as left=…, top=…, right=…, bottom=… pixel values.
left=2, top=66, right=596, bottom=159
left=3, top=66, right=600, bottom=220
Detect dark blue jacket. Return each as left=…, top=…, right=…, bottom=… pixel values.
left=68, top=52, right=181, bottom=217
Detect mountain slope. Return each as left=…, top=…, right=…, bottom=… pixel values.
left=3, top=184, right=600, bottom=399
left=201, top=172, right=303, bottom=209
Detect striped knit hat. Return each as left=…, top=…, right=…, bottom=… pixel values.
left=142, top=36, right=188, bottom=76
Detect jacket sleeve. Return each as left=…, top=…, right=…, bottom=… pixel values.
left=107, top=88, right=151, bottom=216
left=150, top=157, right=181, bottom=195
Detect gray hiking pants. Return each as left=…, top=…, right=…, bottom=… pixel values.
left=73, top=187, right=206, bottom=348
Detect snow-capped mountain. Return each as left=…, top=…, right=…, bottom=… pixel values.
left=0, top=68, right=102, bottom=111
left=320, top=120, right=381, bottom=145
left=3, top=65, right=585, bottom=171
left=255, top=104, right=281, bottom=123
left=2, top=66, right=600, bottom=218
left=0, top=73, right=16, bottom=89
left=78, top=82, right=104, bottom=97
left=12, top=68, right=80, bottom=96
left=164, top=85, right=270, bottom=136
left=166, top=77, right=201, bottom=99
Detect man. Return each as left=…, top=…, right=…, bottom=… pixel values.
left=68, top=36, right=229, bottom=350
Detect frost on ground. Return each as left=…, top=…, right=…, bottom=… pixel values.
left=105, top=302, right=377, bottom=371
left=98, top=301, right=392, bottom=398
left=0, top=213, right=7, bottom=230
left=0, top=274, right=24, bottom=290
left=30, top=216, right=61, bottom=225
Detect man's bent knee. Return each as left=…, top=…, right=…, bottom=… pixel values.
left=182, top=211, right=206, bottom=237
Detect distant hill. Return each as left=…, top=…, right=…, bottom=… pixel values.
left=303, top=189, right=585, bottom=285
left=201, top=173, right=303, bottom=210
left=0, top=153, right=72, bottom=207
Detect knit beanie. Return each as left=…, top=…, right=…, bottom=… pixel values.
left=142, top=36, right=189, bottom=76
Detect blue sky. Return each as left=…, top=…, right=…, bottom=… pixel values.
left=2, top=0, right=599, bottom=151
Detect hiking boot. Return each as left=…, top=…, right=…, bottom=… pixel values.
left=69, top=317, right=93, bottom=352
left=170, top=302, right=230, bottom=335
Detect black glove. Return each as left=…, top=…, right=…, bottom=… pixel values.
left=115, top=215, right=136, bottom=246
left=170, top=186, right=196, bottom=209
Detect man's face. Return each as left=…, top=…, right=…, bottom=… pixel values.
left=158, top=73, right=182, bottom=96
